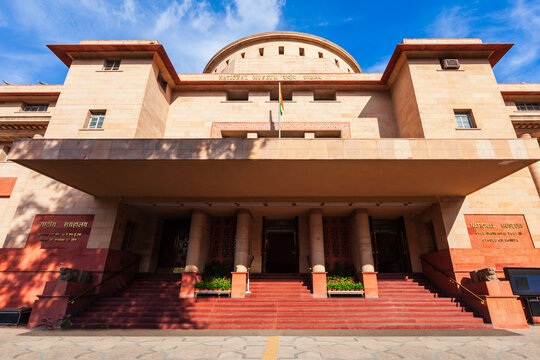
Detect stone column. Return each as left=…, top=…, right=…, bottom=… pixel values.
left=180, top=209, right=207, bottom=298
left=521, top=133, right=540, bottom=194
left=309, top=209, right=327, bottom=298
left=232, top=209, right=251, bottom=298
left=351, top=209, right=378, bottom=298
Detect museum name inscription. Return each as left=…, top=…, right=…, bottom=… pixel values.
left=468, top=222, right=524, bottom=243
left=218, top=74, right=323, bottom=81
left=38, top=220, right=90, bottom=243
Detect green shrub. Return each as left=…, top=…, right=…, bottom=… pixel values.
left=327, top=275, right=363, bottom=291
left=195, top=276, right=231, bottom=290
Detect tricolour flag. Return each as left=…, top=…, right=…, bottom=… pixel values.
left=279, top=82, right=284, bottom=115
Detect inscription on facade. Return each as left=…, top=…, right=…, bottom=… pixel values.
left=217, top=74, right=323, bottom=81
left=465, top=214, right=533, bottom=249
left=28, top=214, right=94, bottom=249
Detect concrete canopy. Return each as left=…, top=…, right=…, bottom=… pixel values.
left=9, top=138, right=540, bottom=200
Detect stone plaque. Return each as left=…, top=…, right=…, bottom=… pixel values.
left=28, top=214, right=94, bottom=249
left=465, top=214, right=533, bottom=249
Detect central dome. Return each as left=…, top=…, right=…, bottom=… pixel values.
left=203, top=31, right=361, bottom=74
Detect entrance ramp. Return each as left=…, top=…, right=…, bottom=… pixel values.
left=72, top=273, right=491, bottom=329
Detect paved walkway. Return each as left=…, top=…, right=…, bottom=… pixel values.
left=1, top=327, right=540, bottom=359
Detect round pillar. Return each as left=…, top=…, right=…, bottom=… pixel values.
left=184, top=209, right=206, bottom=273
left=233, top=209, right=251, bottom=273
left=352, top=209, right=375, bottom=272
left=309, top=209, right=325, bottom=272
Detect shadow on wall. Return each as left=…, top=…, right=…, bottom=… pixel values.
left=357, top=94, right=399, bottom=138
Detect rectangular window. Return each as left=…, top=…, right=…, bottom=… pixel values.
left=103, top=59, right=121, bottom=70
left=278, top=46, right=284, bottom=55
left=157, top=72, right=167, bottom=92
left=23, top=103, right=48, bottom=112
left=226, top=90, right=249, bottom=101
left=454, top=111, right=475, bottom=128
left=88, top=111, right=106, bottom=129
left=313, top=90, right=336, bottom=101
left=516, top=103, right=540, bottom=111
left=299, top=48, right=305, bottom=56
left=270, top=88, right=292, bottom=101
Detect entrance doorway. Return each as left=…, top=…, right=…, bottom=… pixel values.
left=157, top=219, right=190, bottom=272
left=262, top=218, right=299, bottom=273
left=371, top=218, right=411, bottom=273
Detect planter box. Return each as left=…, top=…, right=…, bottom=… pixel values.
left=194, top=289, right=231, bottom=298
left=327, top=290, right=365, bottom=298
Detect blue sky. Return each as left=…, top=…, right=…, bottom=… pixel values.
left=0, top=0, right=538, bottom=85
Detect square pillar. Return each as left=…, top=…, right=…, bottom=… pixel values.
left=311, top=272, right=327, bottom=298
left=231, top=272, right=247, bottom=298
left=179, top=272, right=201, bottom=298
left=361, top=272, right=379, bottom=298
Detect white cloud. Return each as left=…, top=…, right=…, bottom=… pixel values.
left=426, top=1, right=540, bottom=83
left=427, top=6, right=473, bottom=38
left=0, top=0, right=285, bottom=83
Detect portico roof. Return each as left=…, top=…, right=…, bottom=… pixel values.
left=9, top=138, right=540, bottom=199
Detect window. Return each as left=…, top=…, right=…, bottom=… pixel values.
left=334, top=59, right=339, bottom=67
left=103, top=59, right=120, bottom=70
left=318, top=52, right=324, bottom=58
left=313, top=90, right=336, bottom=101
left=516, top=103, right=540, bottom=111
left=259, top=48, right=264, bottom=56
left=241, top=52, right=245, bottom=58
left=454, top=111, right=475, bottom=128
left=299, top=48, right=305, bottom=56
left=157, top=72, right=167, bottom=92
left=88, top=111, right=106, bottom=129
left=23, top=103, right=48, bottom=112
left=278, top=46, right=284, bottom=55
left=225, top=59, right=229, bottom=65
left=270, top=88, right=292, bottom=101
left=226, top=90, right=249, bottom=101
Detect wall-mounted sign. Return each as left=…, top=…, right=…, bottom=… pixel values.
left=28, top=214, right=94, bottom=249
left=465, top=214, right=533, bottom=249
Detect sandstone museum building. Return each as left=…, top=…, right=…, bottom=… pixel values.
left=1, top=32, right=540, bottom=329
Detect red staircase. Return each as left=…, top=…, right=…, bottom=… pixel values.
left=72, top=272, right=491, bottom=329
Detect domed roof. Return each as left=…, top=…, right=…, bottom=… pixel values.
left=203, top=31, right=361, bottom=74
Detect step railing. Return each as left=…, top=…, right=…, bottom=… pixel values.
left=420, top=255, right=485, bottom=305
left=245, top=255, right=255, bottom=294
left=68, top=258, right=141, bottom=305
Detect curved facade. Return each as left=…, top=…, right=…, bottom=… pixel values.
left=203, top=31, right=362, bottom=74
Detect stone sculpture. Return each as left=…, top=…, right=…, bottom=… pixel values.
left=58, top=267, right=91, bottom=283
left=470, top=267, right=499, bottom=282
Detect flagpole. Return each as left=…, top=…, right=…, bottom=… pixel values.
left=278, top=82, right=281, bottom=138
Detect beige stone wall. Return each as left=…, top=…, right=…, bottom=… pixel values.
left=390, top=59, right=424, bottom=138
left=439, top=168, right=540, bottom=249
left=407, top=57, right=516, bottom=139
left=0, top=160, right=119, bottom=249
left=44, top=58, right=155, bottom=139
left=134, top=60, right=171, bottom=138
left=165, top=89, right=396, bottom=139
left=210, top=40, right=357, bottom=74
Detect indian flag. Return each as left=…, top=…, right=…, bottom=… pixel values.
left=279, top=82, right=284, bottom=115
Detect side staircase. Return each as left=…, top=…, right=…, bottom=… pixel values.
left=72, top=272, right=490, bottom=329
